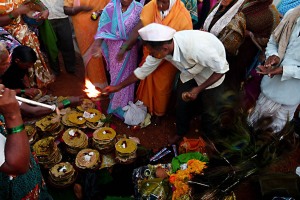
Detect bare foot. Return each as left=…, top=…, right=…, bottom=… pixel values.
left=168, top=134, right=183, bottom=145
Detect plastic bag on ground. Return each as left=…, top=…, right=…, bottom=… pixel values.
left=122, top=101, right=147, bottom=126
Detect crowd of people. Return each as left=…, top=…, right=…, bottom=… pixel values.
left=0, top=0, right=299, bottom=198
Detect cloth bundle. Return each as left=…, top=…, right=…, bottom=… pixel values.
left=122, top=101, right=147, bottom=126
left=178, top=137, right=207, bottom=155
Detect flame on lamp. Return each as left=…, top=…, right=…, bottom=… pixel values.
left=83, top=79, right=101, bottom=98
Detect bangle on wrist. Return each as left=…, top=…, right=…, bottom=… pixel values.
left=7, top=124, right=25, bottom=135
left=120, top=44, right=128, bottom=51
left=8, top=13, right=16, bottom=20
left=61, top=99, right=71, bottom=108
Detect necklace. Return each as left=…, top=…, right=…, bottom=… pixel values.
left=120, top=2, right=128, bottom=13
left=121, top=8, right=126, bottom=12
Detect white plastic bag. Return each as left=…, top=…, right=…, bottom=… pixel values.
left=122, top=101, right=147, bottom=126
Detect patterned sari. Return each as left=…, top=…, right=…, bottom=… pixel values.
left=0, top=115, right=52, bottom=200
left=181, top=0, right=198, bottom=24
left=64, top=0, right=109, bottom=89
left=0, top=27, right=20, bottom=53
left=136, top=0, right=193, bottom=116
left=0, top=0, right=54, bottom=88
left=95, top=0, right=143, bottom=118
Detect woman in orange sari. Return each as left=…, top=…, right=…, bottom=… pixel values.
left=64, top=0, right=109, bottom=89
left=0, top=0, right=54, bottom=88
left=118, top=0, right=192, bottom=123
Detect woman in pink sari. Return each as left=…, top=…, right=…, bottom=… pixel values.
left=92, top=0, right=143, bottom=118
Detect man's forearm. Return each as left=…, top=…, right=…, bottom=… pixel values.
left=197, top=72, right=224, bottom=91
left=117, top=73, right=140, bottom=90
left=265, top=35, right=279, bottom=58
left=64, top=6, right=80, bottom=16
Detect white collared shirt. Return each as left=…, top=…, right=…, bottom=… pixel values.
left=41, top=0, right=68, bottom=19
left=261, top=17, right=300, bottom=106
left=134, top=30, right=229, bottom=89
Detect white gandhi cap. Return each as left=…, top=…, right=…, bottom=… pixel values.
left=138, top=23, right=176, bottom=41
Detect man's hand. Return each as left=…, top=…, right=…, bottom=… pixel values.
left=182, top=92, right=196, bottom=102
left=103, top=85, right=122, bottom=94
left=182, top=87, right=201, bottom=102
left=257, top=65, right=283, bottom=78
left=264, top=55, right=280, bottom=68
left=103, top=73, right=139, bottom=94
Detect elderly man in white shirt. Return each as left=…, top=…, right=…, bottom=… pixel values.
left=41, top=0, right=76, bottom=75
left=104, top=23, right=229, bottom=144
left=248, top=6, right=300, bottom=133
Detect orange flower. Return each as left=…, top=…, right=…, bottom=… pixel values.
left=169, top=174, right=176, bottom=184
left=170, top=159, right=207, bottom=199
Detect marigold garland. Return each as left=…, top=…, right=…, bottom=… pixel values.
left=169, top=159, right=207, bottom=199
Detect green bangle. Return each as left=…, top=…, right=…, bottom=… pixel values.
left=7, top=124, right=25, bottom=135
left=120, top=44, right=128, bottom=50
left=21, top=89, right=25, bottom=94
left=8, top=13, right=15, bottom=20
left=61, top=99, right=71, bottom=108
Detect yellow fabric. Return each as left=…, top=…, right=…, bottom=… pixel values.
left=0, top=0, right=54, bottom=88
left=136, top=0, right=192, bottom=116
left=64, top=0, right=109, bottom=88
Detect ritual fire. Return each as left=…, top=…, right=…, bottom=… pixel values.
left=83, top=79, right=101, bottom=98
left=83, top=79, right=108, bottom=101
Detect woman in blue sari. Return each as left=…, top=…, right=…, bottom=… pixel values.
left=92, top=0, right=143, bottom=118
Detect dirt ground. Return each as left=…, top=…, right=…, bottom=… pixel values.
left=45, top=53, right=300, bottom=199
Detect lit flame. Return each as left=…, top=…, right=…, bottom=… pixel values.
left=83, top=79, right=101, bottom=98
